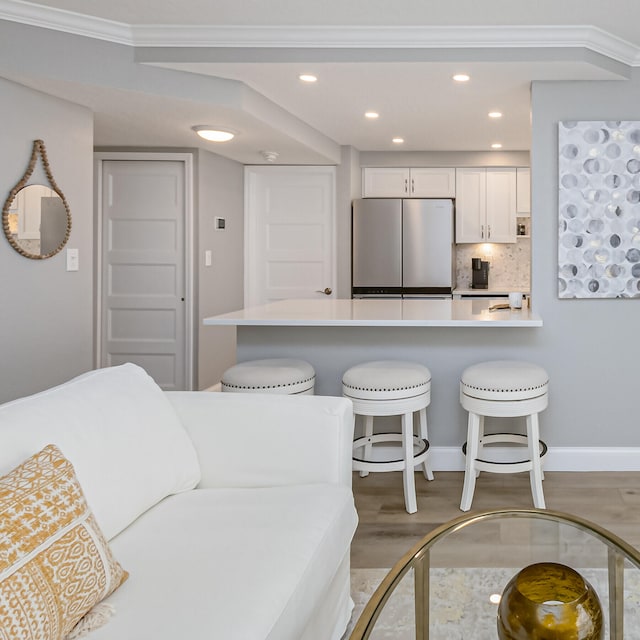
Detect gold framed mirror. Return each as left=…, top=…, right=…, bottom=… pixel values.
left=2, top=140, right=71, bottom=260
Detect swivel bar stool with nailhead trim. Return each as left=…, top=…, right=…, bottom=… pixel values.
left=342, top=360, right=433, bottom=514
left=459, top=360, right=549, bottom=512
left=221, top=358, right=315, bottom=395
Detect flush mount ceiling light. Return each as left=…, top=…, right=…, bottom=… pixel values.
left=364, top=111, right=379, bottom=119
left=392, top=137, right=404, bottom=144
left=299, top=74, right=317, bottom=83
left=488, top=111, right=503, bottom=118
left=452, top=73, right=470, bottom=82
left=192, top=125, right=236, bottom=142
left=491, top=143, right=503, bottom=149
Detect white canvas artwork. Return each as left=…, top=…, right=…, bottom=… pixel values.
left=558, top=120, right=640, bottom=298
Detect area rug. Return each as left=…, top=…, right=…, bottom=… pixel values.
left=344, top=567, right=640, bottom=639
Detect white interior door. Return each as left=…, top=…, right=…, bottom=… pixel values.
left=245, top=166, right=335, bottom=306
left=99, top=157, right=192, bottom=390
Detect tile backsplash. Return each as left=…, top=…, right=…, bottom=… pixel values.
left=456, top=239, right=531, bottom=290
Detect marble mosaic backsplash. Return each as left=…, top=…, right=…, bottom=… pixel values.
left=456, top=239, right=531, bottom=290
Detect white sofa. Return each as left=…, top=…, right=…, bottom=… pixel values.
left=0, top=363, right=358, bottom=640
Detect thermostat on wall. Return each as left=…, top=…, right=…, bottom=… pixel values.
left=214, top=216, right=226, bottom=230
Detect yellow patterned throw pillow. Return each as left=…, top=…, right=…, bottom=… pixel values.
left=0, top=444, right=128, bottom=640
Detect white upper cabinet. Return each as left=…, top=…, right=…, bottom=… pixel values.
left=362, top=167, right=410, bottom=197
left=362, top=167, right=456, bottom=197
left=408, top=168, right=456, bottom=197
left=455, top=168, right=517, bottom=243
left=486, top=168, right=517, bottom=242
left=516, top=167, right=531, bottom=214
left=455, top=169, right=486, bottom=243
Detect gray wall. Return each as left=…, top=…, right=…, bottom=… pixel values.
left=529, top=73, right=640, bottom=447
left=196, top=148, right=244, bottom=389
left=336, top=145, right=361, bottom=298
left=0, top=78, right=94, bottom=402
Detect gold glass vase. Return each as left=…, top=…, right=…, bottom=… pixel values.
left=497, top=562, right=603, bottom=640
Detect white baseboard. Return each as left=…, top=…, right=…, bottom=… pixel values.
left=429, top=446, right=640, bottom=472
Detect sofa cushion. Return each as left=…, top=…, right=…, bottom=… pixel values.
left=0, top=364, right=201, bottom=540
left=89, top=484, right=358, bottom=640
left=0, top=445, right=127, bottom=640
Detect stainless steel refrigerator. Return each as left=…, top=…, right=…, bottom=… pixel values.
left=352, top=198, right=455, bottom=298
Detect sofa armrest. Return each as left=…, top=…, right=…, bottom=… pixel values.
left=165, top=392, right=354, bottom=489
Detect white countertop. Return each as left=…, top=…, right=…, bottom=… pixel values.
left=204, top=298, right=542, bottom=327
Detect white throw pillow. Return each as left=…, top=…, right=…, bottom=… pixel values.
left=0, top=363, right=201, bottom=540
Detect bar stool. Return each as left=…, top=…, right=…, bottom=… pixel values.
left=221, top=358, right=315, bottom=395
left=459, top=360, right=549, bottom=512
left=342, top=360, right=433, bottom=514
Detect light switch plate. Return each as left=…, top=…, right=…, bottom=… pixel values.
left=204, top=250, right=212, bottom=267
left=66, top=248, right=79, bottom=271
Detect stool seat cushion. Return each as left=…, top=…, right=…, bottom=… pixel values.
left=461, top=360, right=549, bottom=401
left=342, top=361, right=431, bottom=401
left=221, top=359, right=315, bottom=394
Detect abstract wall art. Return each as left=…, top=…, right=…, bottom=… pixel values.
left=558, top=120, right=640, bottom=298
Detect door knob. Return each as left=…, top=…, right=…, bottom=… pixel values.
left=316, top=287, right=332, bottom=295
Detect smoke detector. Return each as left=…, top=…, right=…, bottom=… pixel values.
left=260, top=150, right=279, bottom=163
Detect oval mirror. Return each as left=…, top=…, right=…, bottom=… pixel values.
left=3, top=185, right=71, bottom=259
left=2, top=140, right=71, bottom=260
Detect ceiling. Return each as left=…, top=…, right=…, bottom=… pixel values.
left=2, top=0, right=640, bottom=163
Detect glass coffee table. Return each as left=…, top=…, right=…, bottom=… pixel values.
left=349, top=509, right=640, bottom=640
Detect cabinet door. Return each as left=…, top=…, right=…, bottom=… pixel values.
left=409, top=168, right=456, bottom=197
left=455, top=169, right=486, bottom=243
left=362, top=167, right=410, bottom=197
left=516, top=167, right=531, bottom=214
left=486, top=168, right=517, bottom=243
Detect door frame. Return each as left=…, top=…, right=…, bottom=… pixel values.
left=93, top=152, right=195, bottom=390
left=244, top=165, right=337, bottom=307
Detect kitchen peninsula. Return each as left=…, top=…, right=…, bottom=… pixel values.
left=204, top=297, right=541, bottom=328
left=204, top=298, right=543, bottom=470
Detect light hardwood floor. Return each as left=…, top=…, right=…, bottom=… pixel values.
left=351, top=470, right=640, bottom=568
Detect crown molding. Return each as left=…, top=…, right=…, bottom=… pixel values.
left=1, top=0, right=640, bottom=65
left=0, top=0, right=132, bottom=44
left=132, top=24, right=638, bottom=63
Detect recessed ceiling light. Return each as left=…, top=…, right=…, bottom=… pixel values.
left=491, top=143, right=503, bottom=149
left=192, top=125, right=236, bottom=142
left=365, top=111, right=379, bottom=119
left=299, top=74, right=317, bottom=83
left=452, top=74, right=470, bottom=82
left=392, top=137, right=404, bottom=144
left=488, top=111, right=503, bottom=118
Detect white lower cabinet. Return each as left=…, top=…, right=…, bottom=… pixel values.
left=455, top=168, right=516, bottom=243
